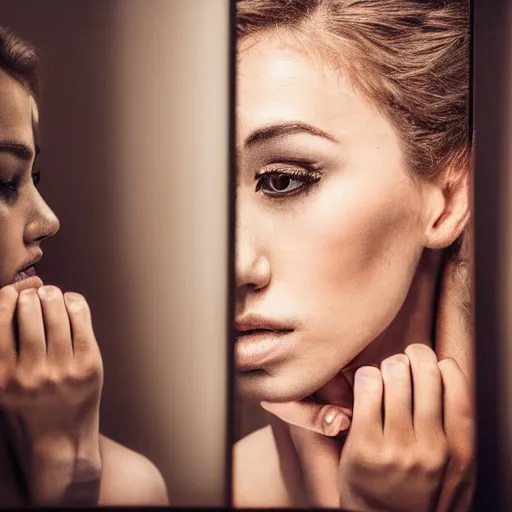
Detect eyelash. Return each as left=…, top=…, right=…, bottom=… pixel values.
left=0, top=170, right=41, bottom=202
left=254, top=166, right=322, bottom=198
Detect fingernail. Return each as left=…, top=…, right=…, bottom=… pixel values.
left=387, top=359, right=409, bottom=378
left=355, top=367, right=370, bottom=384
left=323, top=408, right=351, bottom=436
left=37, top=286, right=54, bottom=300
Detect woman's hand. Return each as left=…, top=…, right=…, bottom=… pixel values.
left=0, top=284, right=103, bottom=506
left=261, top=227, right=475, bottom=509
left=262, top=344, right=473, bottom=511
left=336, top=345, right=472, bottom=512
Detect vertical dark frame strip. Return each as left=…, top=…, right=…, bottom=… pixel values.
left=225, top=0, right=237, bottom=508
left=473, top=0, right=509, bottom=509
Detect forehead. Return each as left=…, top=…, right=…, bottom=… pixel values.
left=236, top=34, right=367, bottom=141
left=0, top=69, right=36, bottom=149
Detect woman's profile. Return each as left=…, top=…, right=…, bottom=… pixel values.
left=233, top=0, right=474, bottom=509
left=0, top=26, right=168, bottom=507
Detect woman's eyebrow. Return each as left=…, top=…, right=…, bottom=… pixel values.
left=0, top=140, right=37, bottom=161
left=244, top=121, right=339, bottom=147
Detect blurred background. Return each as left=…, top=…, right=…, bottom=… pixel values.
left=473, top=0, right=512, bottom=510
left=0, top=0, right=229, bottom=506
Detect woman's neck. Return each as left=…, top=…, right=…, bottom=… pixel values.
left=387, top=248, right=443, bottom=349
left=344, top=248, right=443, bottom=378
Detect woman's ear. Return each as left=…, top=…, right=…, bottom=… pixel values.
left=423, top=159, right=471, bottom=250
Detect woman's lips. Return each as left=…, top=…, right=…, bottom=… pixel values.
left=11, top=266, right=43, bottom=292
left=13, top=265, right=37, bottom=282
left=235, top=329, right=294, bottom=370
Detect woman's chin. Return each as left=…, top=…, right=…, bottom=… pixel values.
left=235, top=369, right=328, bottom=403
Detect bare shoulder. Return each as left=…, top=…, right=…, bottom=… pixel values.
left=233, top=424, right=301, bottom=508
left=98, top=435, right=169, bottom=506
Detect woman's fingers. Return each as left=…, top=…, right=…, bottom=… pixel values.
left=38, top=286, right=73, bottom=364
left=435, top=357, right=475, bottom=512
left=439, top=357, right=473, bottom=457
left=261, top=399, right=351, bottom=437
left=349, top=366, right=384, bottom=443
left=261, top=371, right=353, bottom=437
left=405, top=343, right=444, bottom=440
left=380, top=354, right=413, bottom=442
left=0, top=285, right=19, bottom=371
left=63, top=292, right=99, bottom=357
left=17, top=288, right=46, bottom=368
left=12, top=276, right=43, bottom=293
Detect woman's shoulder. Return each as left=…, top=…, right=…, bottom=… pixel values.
left=233, top=423, right=306, bottom=508
left=98, top=434, right=169, bottom=506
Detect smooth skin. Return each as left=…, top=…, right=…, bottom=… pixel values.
left=0, top=68, right=168, bottom=506
left=234, top=247, right=474, bottom=510
left=251, top=168, right=475, bottom=511
left=234, top=33, right=473, bottom=509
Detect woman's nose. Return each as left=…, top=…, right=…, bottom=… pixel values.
left=23, top=196, right=60, bottom=245
left=235, top=198, right=271, bottom=293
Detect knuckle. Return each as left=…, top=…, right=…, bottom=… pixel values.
left=420, top=445, right=449, bottom=476
left=42, top=368, right=62, bottom=389
left=347, top=440, right=384, bottom=473
left=76, top=357, right=103, bottom=385
left=421, top=458, right=446, bottom=478
left=350, top=449, right=376, bottom=473
left=381, top=447, right=405, bottom=472
left=15, top=372, right=42, bottom=395
left=17, top=288, right=38, bottom=305
left=419, top=359, right=441, bottom=376
left=11, top=365, right=63, bottom=395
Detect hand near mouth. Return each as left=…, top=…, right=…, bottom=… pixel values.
left=0, top=283, right=104, bottom=506
left=259, top=229, right=475, bottom=510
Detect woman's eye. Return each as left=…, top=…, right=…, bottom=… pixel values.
left=0, top=179, right=18, bottom=201
left=0, top=170, right=41, bottom=202
left=255, top=169, right=320, bottom=197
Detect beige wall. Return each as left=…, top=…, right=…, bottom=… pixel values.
left=0, top=0, right=229, bottom=506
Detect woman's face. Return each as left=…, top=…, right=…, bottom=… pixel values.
left=0, top=70, right=59, bottom=288
left=235, top=34, right=436, bottom=402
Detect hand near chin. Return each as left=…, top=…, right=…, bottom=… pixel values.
left=339, top=346, right=473, bottom=512
left=0, top=284, right=103, bottom=506
left=263, top=345, right=473, bottom=511
left=261, top=237, right=475, bottom=510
